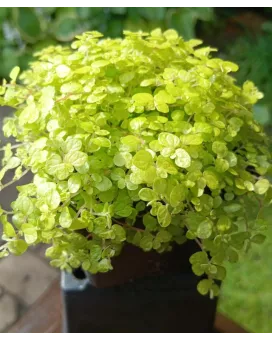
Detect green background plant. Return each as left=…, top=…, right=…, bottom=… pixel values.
left=0, top=7, right=214, bottom=78
left=0, top=29, right=271, bottom=302
left=227, top=31, right=272, bottom=128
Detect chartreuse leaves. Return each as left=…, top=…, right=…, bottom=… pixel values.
left=254, top=179, right=270, bottom=195
left=1, top=215, right=16, bottom=238
left=7, top=240, right=28, bottom=256
left=139, top=188, right=158, bottom=202
left=0, top=29, right=271, bottom=298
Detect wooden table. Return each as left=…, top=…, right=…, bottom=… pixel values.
left=8, top=279, right=247, bottom=333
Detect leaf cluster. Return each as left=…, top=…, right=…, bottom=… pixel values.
left=0, top=28, right=271, bottom=297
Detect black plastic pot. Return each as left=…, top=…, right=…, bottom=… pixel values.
left=61, top=242, right=218, bottom=333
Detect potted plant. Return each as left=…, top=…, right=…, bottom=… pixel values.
left=0, top=29, right=271, bottom=332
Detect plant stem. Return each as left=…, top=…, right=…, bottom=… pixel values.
left=112, top=218, right=145, bottom=233
left=2, top=210, right=13, bottom=215
left=62, top=193, right=79, bottom=207
left=0, top=169, right=30, bottom=191
left=56, top=93, right=74, bottom=103
left=75, top=205, right=85, bottom=219
left=187, top=201, right=194, bottom=212
left=195, top=238, right=203, bottom=250
left=0, top=143, right=25, bottom=152
left=0, top=243, right=7, bottom=251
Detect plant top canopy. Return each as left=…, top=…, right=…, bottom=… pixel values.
left=0, top=29, right=271, bottom=297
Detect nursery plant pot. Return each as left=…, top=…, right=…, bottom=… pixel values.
left=61, top=242, right=218, bottom=333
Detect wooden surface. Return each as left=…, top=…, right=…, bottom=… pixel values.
left=8, top=278, right=248, bottom=333
left=8, top=279, right=62, bottom=333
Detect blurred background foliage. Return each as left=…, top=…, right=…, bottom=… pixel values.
left=1, top=7, right=272, bottom=332
left=0, top=7, right=214, bottom=78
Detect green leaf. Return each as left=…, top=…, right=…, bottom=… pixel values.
left=89, top=244, right=102, bottom=262
left=62, top=137, right=82, bottom=153
left=68, top=174, right=82, bottom=193
left=61, top=82, right=82, bottom=94
left=13, top=8, right=42, bottom=43
left=175, top=148, right=191, bottom=168
left=70, top=219, right=87, bottom=231
left=46, top=154, right=62, bottom=174
left=143, top=213, right=158, bottom=231
left=13, top=196, right=34, bottom=215
left=138, top=188, right=158, bottom=202
left=192, top=264, right=205, bottom=276
left=206, top=264, right=217, bottom=275
left=8, top=240, right=28, bottom=255
left=119, top=72, right=135, bottom=84
left=64, top=151, right=88, bottom=167
left=197, top=279, right=212, bottom=296
left=59, top=207, right=73, bottom=228
left=22, top=223, right=38, bottom=244
left=113, top=203, right=132, bottom=217
left=227, top=248, right=239, bottom=263
left=112, top=224, right=126, bottom=243
left=170, top=184, right=186, bottom=207
left=98, top=258, right=113, bottom=272
left=156, top=156, right=177, bottom=175
left=153, top=178, right=167, bottom=195
left=189, top=251, right=209, bottom=265
left=214, top=266, right=226, bottom=280
left=132, top=150, right=153, bottom=170
left=223, top=203, right=242, bottom=213
left=196, top=219, right=213, bottom=239
left=140, top=234, right=153, bottom=251
left=92, top=60, right=110, bottom=68
left=215, top=158, right=229, bottom=173
left=113, top=153, right=126, bottom=167
left=154, top=230, right=171, bottom=245
left=164, top=29, right=179, bottom=40
left=9, top=66, right=20, bottom=82
left=136, top=201, right=145, bottom=212
left=217, top=215, right=231, bottom=232
left=251, top=234, right=266, bottom=244
left=158, top=132, right=180, bottom=148
left=157, top=205, right=171, bottom=227
left=120, top=135, right=141, bottom=152
left=194, top=122, right=213, bottom=134
left=132, top=93, right=153, bottom=106
left=1, top=215, right=16, bottom=237
left=180, top=134, right=203, bottom=146
left=254, top=179, right=270, bottom=195
left=225, top=152, right=237, bottom=167
left=129, top=117, right=147, bottom=131
left=203, top=170, right=219, bottom=190
left=46, top=190, right=61, bottom=210
left=212, top=141, right=228, bottom=157
left=94, top=176, right=112, bottom=192
left=19, top=103, right=39, bottom=124
left=56, top=64, right=71, bottom=78
left=186, top=212, right=205, bottom=232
